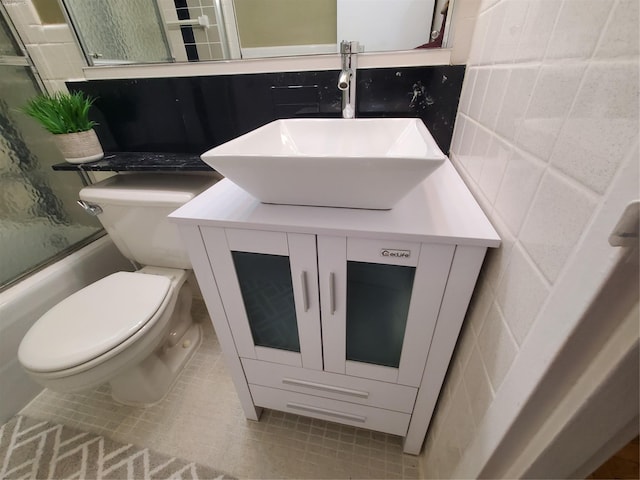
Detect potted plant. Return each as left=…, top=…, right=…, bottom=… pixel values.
left=22, top=91, right=104, bottom=164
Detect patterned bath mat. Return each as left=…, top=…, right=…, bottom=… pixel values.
left=0, top=415, right=235, bottom=479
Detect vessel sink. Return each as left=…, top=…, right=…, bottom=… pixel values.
left=200, top=118, right=446, bottom=210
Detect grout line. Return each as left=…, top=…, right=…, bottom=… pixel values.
left=588, top=0, right=620, bottom=61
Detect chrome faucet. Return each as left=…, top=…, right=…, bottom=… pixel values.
left=338, top=40, right=359, bottom=119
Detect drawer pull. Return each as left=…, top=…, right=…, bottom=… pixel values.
left=282, top=378, right=370, bottom=398
left=286, top=402, right=366, bottom=423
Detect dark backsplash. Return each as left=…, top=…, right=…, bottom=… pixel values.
left=69, top=65, right=464, bottom=155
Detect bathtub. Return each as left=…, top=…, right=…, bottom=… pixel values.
left=1, top=220, right=101, bottom=287
left=0, top=235, right=133, bottom=423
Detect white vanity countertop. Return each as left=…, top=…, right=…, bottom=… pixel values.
left=170, top=159, right=501, bottom=248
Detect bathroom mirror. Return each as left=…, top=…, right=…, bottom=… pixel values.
left=59, top=0, right=454, bottom=65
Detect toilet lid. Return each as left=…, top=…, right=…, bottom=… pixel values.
left=19, top=272, right=171, bottom=373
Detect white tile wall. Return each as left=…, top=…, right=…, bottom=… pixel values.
left=515, top=0, right=561, bottom=61
left=491, top=0, right=528, bottom=64
left=463, top=344, right=493, bottom=422
left=495, top=245, right=549, bottom=344
left=467, top=68, right=490, bottom=120
left=515, top=63, right=585, bottom=161
left=477, top=135, right=510, bottom=204
left=550, top=62, right=639, bottom=194
left=3, top=0, right=85, bottom=93
left=422, top=0, right=639, bottom=477
left=479, top=2, right=505, bottom=64
left=493, top=148, right=545, bottom=234
left=545, top=0, right=614, bottom=60
left=476, top=302, right=518, bottom=391
left=494, top=66, right=538, bottom=141
left=477, top=68, right=509, bottom=130
left=595, top=0, right=639, bottom=59
left=519, top=172, right=598, bottom=283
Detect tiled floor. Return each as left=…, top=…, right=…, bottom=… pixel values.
left=21, top=300, right=420, bottom=479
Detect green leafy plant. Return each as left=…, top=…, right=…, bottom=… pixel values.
left=22, top=91, right=97, bottom=135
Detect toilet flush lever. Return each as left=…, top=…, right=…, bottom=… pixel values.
left=77, top=200, right=103, bottom=216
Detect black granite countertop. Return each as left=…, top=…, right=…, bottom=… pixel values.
left=52, top=152, right=215, bottom=172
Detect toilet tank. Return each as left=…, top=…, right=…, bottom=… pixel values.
left=80, top=174, right=219, bottom=269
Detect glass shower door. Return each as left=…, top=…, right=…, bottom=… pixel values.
left=0, top=13, right=102, bottom=289
left=62, top=0, right=173, bottom=64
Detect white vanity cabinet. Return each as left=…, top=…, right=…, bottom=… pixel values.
left=170, top=160, right=500, bottom=454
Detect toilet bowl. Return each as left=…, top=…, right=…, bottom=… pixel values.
left=19, top=267, right=198, bottom=405
left=18, top=173, right=218, bottom=406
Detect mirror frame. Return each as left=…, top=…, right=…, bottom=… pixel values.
left=58, top=0, right=461, bottom=79
left=81, top=48, right=455, bottom=80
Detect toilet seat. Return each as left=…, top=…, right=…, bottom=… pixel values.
left=19, top=271, right=171, bottom=373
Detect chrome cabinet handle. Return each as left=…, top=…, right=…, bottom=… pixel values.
left=300, top=271, right=309, bottom=312
left=282, top=378, right=369, bottom=398
left=286, top=402, right=366, bottom=423
left=329, top=272, right=336, bottom=314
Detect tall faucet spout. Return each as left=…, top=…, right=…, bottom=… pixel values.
left=339, top=40, right=359, bottom=118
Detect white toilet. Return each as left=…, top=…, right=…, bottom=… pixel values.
left=18, top=173, right=218, bottom=406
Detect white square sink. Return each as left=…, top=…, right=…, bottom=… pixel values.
left=200, top=118, right=446, bottom=210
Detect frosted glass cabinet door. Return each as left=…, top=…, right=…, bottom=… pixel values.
left=231, top=251, right=300, bottom=352
left=345, top=261, right=415, bottom=368
left=319, top=236, right=455, bottom=386
left=201, top=227, right=322, bottom=370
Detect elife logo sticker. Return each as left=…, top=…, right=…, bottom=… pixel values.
left=380, top=249, right=411, bottom=258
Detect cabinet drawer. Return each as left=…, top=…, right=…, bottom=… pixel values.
left=242, top=358, right=417, bottom=413
left=249, top=384, right=411, bottom=436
